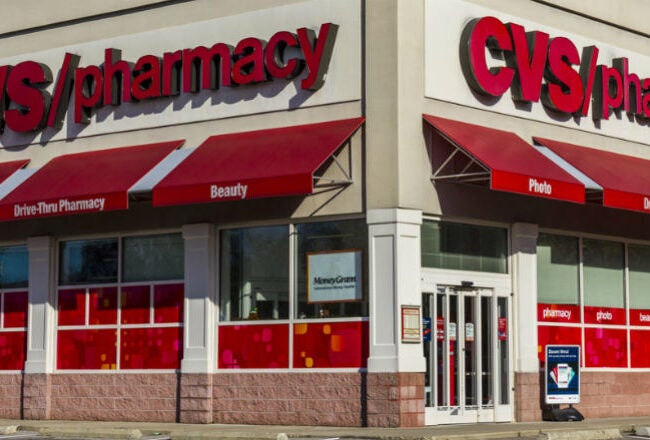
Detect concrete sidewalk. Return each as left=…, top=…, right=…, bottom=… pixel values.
left=2, top=417, right=650, bottom=440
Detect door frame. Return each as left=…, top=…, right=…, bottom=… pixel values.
left=421, top=268, right=514, bottom=425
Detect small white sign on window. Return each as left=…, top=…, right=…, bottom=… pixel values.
left=307, top=249, right=362, bottom=303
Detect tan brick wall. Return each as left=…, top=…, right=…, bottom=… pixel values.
left=366, top=372, right=425, bottom=427
left=213, top=372, right=367, bottom=427
left=515, top=370, right=650, bottom=421
left=49, top=374, right=179, bottom=422
left=0, top=374, right=22, bottom=419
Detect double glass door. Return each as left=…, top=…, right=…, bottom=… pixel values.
left=423, top=286, right=511, bottom=424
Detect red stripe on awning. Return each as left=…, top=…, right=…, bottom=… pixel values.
left=0, top=141, right=183, bottom=221
left=534, top=137, right=650, bottom=213
left=0, top=159, right=29, bottom=183
left=424, top=115, right=585, bottom=203
left=152, top=118, right=364, bottom=207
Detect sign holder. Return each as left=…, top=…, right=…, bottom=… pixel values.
left=543, top=345, right=584, bottom=422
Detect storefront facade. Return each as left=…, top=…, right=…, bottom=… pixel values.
left=0, top=0, right=649, bottom=428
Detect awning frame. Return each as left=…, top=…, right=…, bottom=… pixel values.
left=428, top=126, right=491, bottom=185
left=313, top=138, right=353, bottom=188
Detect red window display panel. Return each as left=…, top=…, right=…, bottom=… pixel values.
left=89, top=287, right=118, bottom=325
left=0, top=331, right=26, bottom=370
left=121, top=285, right=150, bottom=324
left=218, top=323, right=289, bottom=369
left=58, top=289, right=86, bottom=326
left=630, top=330, right=650, bottom=368
left=630, top=309, right=650, bottom=326
left=293, top=321, right=368, bottom=368
left=3, top=291, right=28, bottom=328
left=537, top=325, right=582, bottom=362
left=584, top=327, right=627, bottom=368
left=120, top=326, right=182, bottom=369
left=537, top=303, right=580, bottom=324
left=57, top=329, right=117, bottom=370
left=154, top=283, right=184, bottom=323
left=583, top=306, right=626, bottom=326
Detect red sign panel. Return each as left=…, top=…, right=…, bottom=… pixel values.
left=537, top=303, right=580, bottom=324
left=630, top=309, right=650, bottom=326
left=583, top=306, right=626, bottom=326
left=491, top=170, right=585, bottom=204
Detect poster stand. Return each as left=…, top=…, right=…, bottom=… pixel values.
left=542, top=345, right=584, bottom=422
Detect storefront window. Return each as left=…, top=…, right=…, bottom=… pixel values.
left=59, top=238, right=118, bottom=285
left=537, top=234, right=579, bottom=305
left=57, top=234, right=183, bottom=370
left=123, top=234, right=184, bottom=282
left=537, top=234, right=645, bottom=368
left=582, top=239, right=625, bottom=325
left=220, top=226, right=289, bottom=321
left=297, top=220, right=368, bottom=319
left=218, top=219, right=369, bottom=370
left=421, top=221, right=507, bottom=273
left=0, top=245, right=28, bottom=370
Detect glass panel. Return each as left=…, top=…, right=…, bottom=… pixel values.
left=435, top=292, right=447, bottom=407
left=583, top=239, right=624, bottom=308
left=57, top=329, right=117, bottom=370
left=297, top=220, right=368, bottom=318
left=630, top=330, right=650, bottom=368
left=122, top=233, right=183, bottom=282
left=464, top=295, right=477, bottom=406
left=220, top=226, right=289, bottom=321
left=0, top=331, right=26, bottom=370
left=293, top=321, right=367, bottom=368
left=421, top=221, right=507, bottom=273
left=154, top=284, right=184, bottom=323
left=584, top=327, right=627, bottom=368
left=59, top=238, right=118, bottom=285
left=218, top=323, right=290, bottom=368
left=120, top=285, right=150, bottom=324
left=58, top=289, right=86, bottom=326
left=0, top=245, right=28, bottom=288
left=537, top=234, right=579, bottom=305
left=3, top=291, right=28, bottom=328
left=537, top=325, right=582, bottom=362
left=450, top=293, right=459, bottom=406
left=629, top=244, right=650, bottom=309
left=481, top=296, right=493, bottom=407
left=88, top=287, right=118, bottom=325
left=497, top=297, right=509, bottom=405
left=120, top=327, right=182, bottom=369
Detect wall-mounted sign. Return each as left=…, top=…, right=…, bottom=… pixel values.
left=426, top=0, right=650, bottom=145
left=545, top=345, right=580, bottom=404
left=401, top=305, right=421, bottom=343
left=307, top=249, right=362, bottom=303
left=0, top=0, right=361, bottom=147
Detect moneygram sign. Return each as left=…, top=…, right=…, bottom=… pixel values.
left=460, top=16, right=650, bottom=121
left=0, top=23, right=337, bottom=134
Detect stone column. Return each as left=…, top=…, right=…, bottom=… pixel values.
left=366, top=208, right=425, bottom=427
left=511, top=223, right=541, bottom=421
left=179, top=223, right=216, bottom=423
left=24, top=236, right=55, bottom=419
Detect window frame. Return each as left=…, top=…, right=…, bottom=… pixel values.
left=55, top=230, right=184, bottom=372
left=536, top=230, right=650, bottom=370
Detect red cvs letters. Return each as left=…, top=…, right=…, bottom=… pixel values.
left=0, top=23, right=338, bottom=133
left=460, top=16, right=650, bottom=121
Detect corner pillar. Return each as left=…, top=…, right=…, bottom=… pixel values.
left=180, top=223, right=216, bottom=423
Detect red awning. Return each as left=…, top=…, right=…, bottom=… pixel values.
left=0, top=159, right=29, bottom=183
left=534, top=137, right=650, bottom=213
left=0, top=141, right=183, bottom=221
left=423, top=114, right=585, bottom=203
left=152, top=118, right=364, bottom=207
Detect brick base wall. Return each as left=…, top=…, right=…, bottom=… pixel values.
left=49, top=374, right=179, bottom=422
left=0, top=374, right=22, bottom=419
left=515, top=370, right=650, bottom=422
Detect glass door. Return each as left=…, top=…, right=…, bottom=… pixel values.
left=423, top=286, right=511, bottom=424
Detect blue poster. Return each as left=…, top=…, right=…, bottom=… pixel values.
left=422, top=317, right=432, bottom=342
left=545, top=345, right=580, bottom=404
